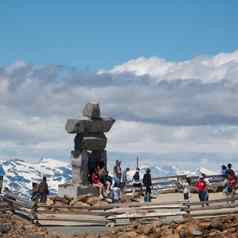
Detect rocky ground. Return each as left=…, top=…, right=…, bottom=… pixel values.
left=47, top=194, right=138, bottom=209
left=0, top=213, right=52, bottom=238
left=2, top=212, right=238, bottom=238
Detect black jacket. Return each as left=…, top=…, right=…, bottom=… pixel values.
left=143, top=173, right=152, bottom=188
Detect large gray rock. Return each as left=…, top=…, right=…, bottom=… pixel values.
left=81, top=136, right=107, bottom=150
left=65, top=117, right=115, bottom=134
left=83, top=102, right=101, bottom=119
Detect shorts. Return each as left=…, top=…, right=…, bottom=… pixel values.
left=184, top=193, right=189, bottom=200
left=133, top=183, right=142, bottom=188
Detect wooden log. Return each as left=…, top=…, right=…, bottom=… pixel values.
left=184, top=203, right=238, bottom=212
left=107, top=210, right=186, bottom=220
left=38, top=220, right=106, bottom=226
left=190, top=209, right=238, bottom=218
left=36, top=209, right=112, bottom=216
left=37, top=214, right=106, bottom=224
left=3, top=197, right=32, bottom=209
left=37, top=218, right=106, bottom=224
left=38, top=199, right=185, bottom=211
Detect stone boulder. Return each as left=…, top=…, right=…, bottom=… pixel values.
left=65, top=118, right=115, bottom=134
left=83, top=102, right=101, bottom=119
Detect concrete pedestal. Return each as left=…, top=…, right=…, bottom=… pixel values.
left=72, top=150, right=88, bottom=185
left=58, top=183, right=98, bottom=198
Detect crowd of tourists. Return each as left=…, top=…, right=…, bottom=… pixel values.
left=0, top=161, right=237, bottom=206
left=89, top=159, right=152, bottom=202
left=182, top=163, right=237, bottom=206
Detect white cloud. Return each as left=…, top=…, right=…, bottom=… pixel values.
left=1, top=50, right=238, bottom=160
left=100, top=49, right=238, bottom=83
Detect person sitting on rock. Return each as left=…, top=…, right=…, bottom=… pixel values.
left=91, top=170, right=104, bottom=199
left=103, top=170, right=112, bottom=196
left=96, top=163, right=111, bottom=196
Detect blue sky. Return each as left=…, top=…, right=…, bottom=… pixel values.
left=0, top=1, right=237, bottom=69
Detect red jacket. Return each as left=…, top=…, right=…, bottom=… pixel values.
left=92, top=174, right=100, bottom=184
left=195, top=180, right=207, bottom=192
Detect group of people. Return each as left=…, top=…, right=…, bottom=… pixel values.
left=90, top=160, right=129, bottom=202
left=31, top=176, right=49, bottom=203
left=182, top=173, right=210, bottom=206
left=221, top=163, right=237, bottom=199
left=90, top=161, right=112, bottom=199
left=90, top=159, right=153, bottom=203
left=1, top=160, right=237, bottom=206
left=182, top=163, right=237, bottom=206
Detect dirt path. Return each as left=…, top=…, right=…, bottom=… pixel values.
left=151, top=191, right=226, bottom=203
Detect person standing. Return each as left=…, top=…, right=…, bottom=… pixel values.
left=113, top=160, right=122, bottom=184
left=132, top=168, right=142, bottom=197
left=0, top=164, right=5, bottom=194
left=227, top=163, right=236, bottom=178
left=224, top=170, right=237, bottom=203
left=195, top=175, right=209, bottom=207
left=38, top=176, right=49, bottom=203
left=143, top=168, right=152, bottom=202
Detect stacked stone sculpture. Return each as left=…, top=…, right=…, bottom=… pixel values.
left=58, top=102, right=115, bottom=197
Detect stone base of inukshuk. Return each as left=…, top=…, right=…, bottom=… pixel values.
left=58, top=102, right=115, bottom=198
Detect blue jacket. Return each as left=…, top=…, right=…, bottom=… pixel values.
left=0, top=165, right=5, bottom=176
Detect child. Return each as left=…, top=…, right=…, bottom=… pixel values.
left=183, top=177, right=191, bottom=203
left=132, top=168, right=142, bottom=197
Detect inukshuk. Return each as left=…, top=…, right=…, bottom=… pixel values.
left=65, top=102, right=115, bottom=186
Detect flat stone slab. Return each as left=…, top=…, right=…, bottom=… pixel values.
left=65, top=117, right=115, bottom=134
left=81, top=136, right=107, bottom=150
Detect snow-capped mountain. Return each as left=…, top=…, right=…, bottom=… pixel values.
left=1, top=158, right=71, bottom=198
